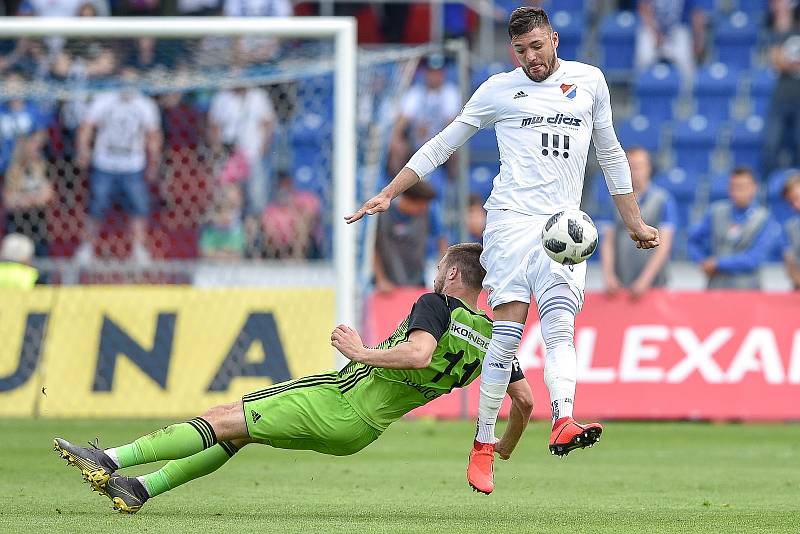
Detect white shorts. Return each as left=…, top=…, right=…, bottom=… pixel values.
left=481, top=209, right=586, bottom=310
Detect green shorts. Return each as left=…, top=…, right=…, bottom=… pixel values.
left=241, top=371, right=382, bottom=456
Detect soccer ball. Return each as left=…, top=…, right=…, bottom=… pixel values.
left=541, top=209, right=598, bottom=265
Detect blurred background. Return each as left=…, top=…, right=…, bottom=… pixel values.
left=0, top=0, right=798, bottom=422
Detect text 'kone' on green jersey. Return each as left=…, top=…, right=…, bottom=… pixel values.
left=338, top=293, right=524, bottom=431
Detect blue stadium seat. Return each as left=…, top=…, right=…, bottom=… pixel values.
left=694, top=0, right=717, bottom=10
left=551, top=10, right=584, bottom=60
left=469, top=126, right=499, bottom=165
left=693, top=62, right=739, bottom=121
left=635, top=63, right=681, bottom=123
left=617, top=115, right=662, bottom=153
left=767, top=168, right=799, bottom=223
left=653, top=167, right=699, bottom=227
left=730, top=116, right=765, bottom=171
left=748, top=69, right=776, bottom=117
left=672, top=115, right=719, bottom=173
left=709, top=170, right=731, bottom=203
left=469, top=164, right=498, bottom=201
left=289, top=112, right=331, bottom=145
left=714, top=11, right=759, bottom=69
left=600, top=11, right=637, bottom=75
left=736, top=0, right=768, bottom=15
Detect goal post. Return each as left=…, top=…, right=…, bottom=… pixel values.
left=0, top=16, right=357, bottom=335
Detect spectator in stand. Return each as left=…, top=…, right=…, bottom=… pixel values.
left=222, top=0, right=291, bottom=65
left=388, top=55, right=461, bottom=176
left=634, top=0, right=706, bottom=85
left=0, top=233, right=38, bottom=288
left=208, top=85, right=276, bottom=239
left=466, top=194, right=487, bottom=244
left=688, top=167, right=781, bottom=289
left=601, top=147, right=677, bottom=300
left=16, top=0, right=109, bottom=16
left=0, top=71, right=53, bottom=256
left=261, top=170, right=322, bottom=259
left=200, top=183, right=245, bottom=259
left=781, top=173, right=800, bottom=289
left=74, top=66, right=162, bottom=264
left=763, top=0, right=800, bottom=176
left=374, top=181, right=440, bottom=292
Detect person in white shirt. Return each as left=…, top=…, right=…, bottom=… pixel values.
left=346, top=6, right=660, bottom=494
left=75, top=67, right=162, bottom=264
left=208, top=86, right=276, bottom=236
left=389, top=56, right=461, bottom=175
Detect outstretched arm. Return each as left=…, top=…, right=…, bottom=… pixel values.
left=331, top=326, right=437, bottom=370
left=345, top=120, right=478, bottom=224
left=494, top=378, right=533, bottom=460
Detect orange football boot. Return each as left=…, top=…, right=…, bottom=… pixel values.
left=549, top=417, right=603, bottom=456
left=467, top=440, right=495, bottom=494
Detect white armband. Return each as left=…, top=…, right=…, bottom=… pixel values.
left=406, top=120, right=478, bottom=179
left=592, top=125, right=633, bottom=196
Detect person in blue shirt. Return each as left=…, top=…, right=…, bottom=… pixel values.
left=781, top=173, right=800, bottom=289
left=688, top=167, right=782, bottom=289
left=0, top=71, right=49, bottom=177
left=600, top=146, right=678, bottom=300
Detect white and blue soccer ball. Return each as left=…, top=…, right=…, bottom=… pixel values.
left=541, top=209, right=599, bottom=265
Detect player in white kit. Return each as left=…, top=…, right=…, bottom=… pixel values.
left=346, top=7, right=660, bottom=494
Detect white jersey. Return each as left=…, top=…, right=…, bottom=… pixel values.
left=455, top=60, right=613, bottom=216
left=86, top=91, right=160, bottom=174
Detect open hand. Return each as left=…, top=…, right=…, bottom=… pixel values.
left=344, top=192, right=391, bottom=224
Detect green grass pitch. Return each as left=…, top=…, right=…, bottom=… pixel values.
left=2, top=418, right=798, bottom=533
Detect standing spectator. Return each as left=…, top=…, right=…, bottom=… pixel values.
left=374, top=181, right=439, bottom=292
left=688, top=168, right=781, bottom=289
left=635, top=0, right=706, bottom=85
left=601, top=147, right=678, bottom=299
left=261, top=170, right=321, bottom=259
left=74, top=66, right=162, bottom=264
left=0, top=71, right=52, bottom=255
left=781, top=173, right=800, bottom=289
left=223, top=0, right=291, bottom=64
left=389, top=56, right=461, bottom=176
left=763, top=1, right=800, bottom=176
left=208, top=86, right=276, bottom=237
left=200, top=183, right=245, bottom=259
left=0, top=233, right=38, bottom=288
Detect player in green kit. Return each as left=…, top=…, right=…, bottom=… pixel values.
left=53, top=243, right=533, bottom=513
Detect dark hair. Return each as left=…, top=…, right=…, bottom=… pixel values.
left=403, top=181, right=436, bottom=201
left=444, top=243, right=486, bottom=290
left=508, top=6, right=552, bottom=39
left=730, top=166, right=755, bottom=180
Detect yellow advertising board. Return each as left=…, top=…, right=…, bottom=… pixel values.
left=0, top=287, right=335, bottom=417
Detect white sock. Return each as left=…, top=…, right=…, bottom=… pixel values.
left=475, top=320, right=524, bottom=444
left=539, top=286, right=578, bottom=425
left=104, top=447, right=120, bottom=469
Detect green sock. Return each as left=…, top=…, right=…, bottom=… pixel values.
left=140, top=441, right=240, bottom=497
left=110, top=417, right=218, bottom=468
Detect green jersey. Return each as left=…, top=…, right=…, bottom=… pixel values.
left=338, top=293, right=524, bottom=431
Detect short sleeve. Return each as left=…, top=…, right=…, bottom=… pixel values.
left=407, top=293, right=451, bottom=342
left=400, top=87, right=421, bottom=119
left=592, top=70, right=614, bottom=130
left=454, top=78, right=497, bottom=129
left=85, top=95, right=106, bottom=125
left=208, top=93, right=226, bottom=124
left=509, top=357, right=525, bottom=383
left=253, top=90, right=276, bottom=122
